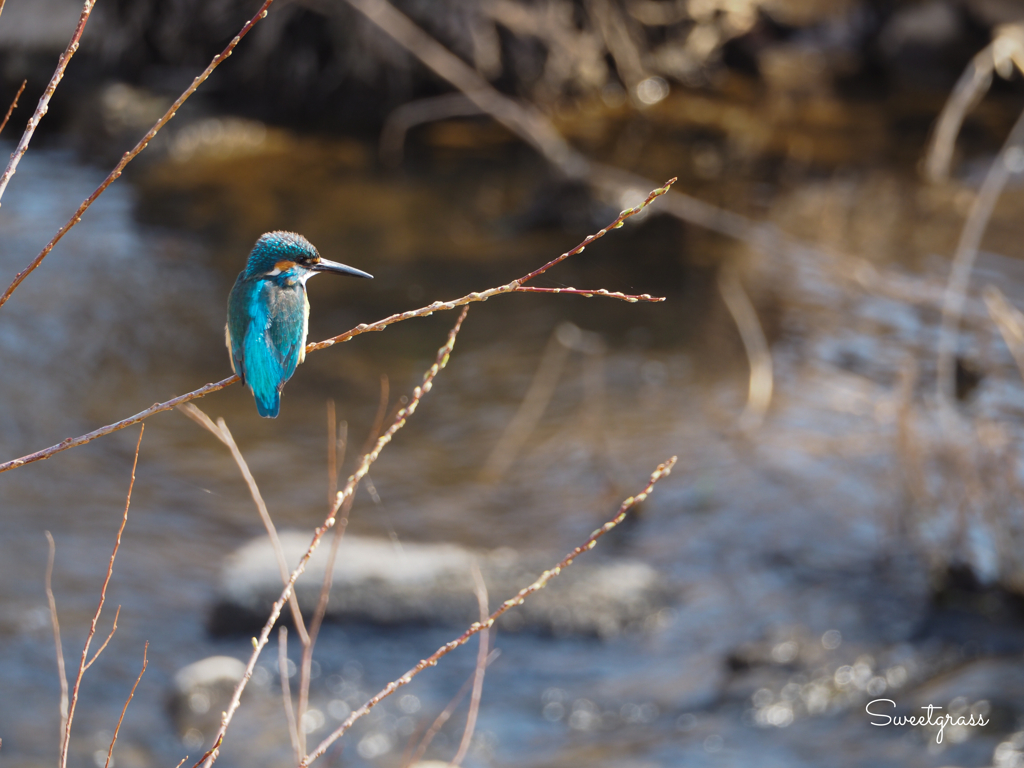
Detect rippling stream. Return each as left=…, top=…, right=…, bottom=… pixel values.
left=3, top=102, right=1024, bottom=768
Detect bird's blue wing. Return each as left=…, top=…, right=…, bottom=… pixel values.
left=232, top=281, right=306, bottom=418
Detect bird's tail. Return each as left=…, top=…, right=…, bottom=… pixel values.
left=253, top=389, right=281, bottom=418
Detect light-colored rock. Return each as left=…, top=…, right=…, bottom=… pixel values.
left=212, top=532, right=675, bottom=638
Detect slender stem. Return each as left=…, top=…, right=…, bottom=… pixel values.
left=279, top=627, right=301, bottom=765
left=302, top=456, right=676, bottom=766
left=103, top=643, right=148, bottom=768
left=178, top=405, right=309, bottom=643
left=0, top=80, right=26, bottom=138
left=0, top=181, right=672, bottom=476
left=198, top=309, right=470, bottom=768
left=449, top=566, right=490, bottom=767
left=0, top=0, right=97, bottom=207
left=84, top=605, right=120, bottom=671
left=44, top=531, right=69, bottom=737
left=0, top=0, right=281, bottom=311
left=60, top=425, right=144, bottom=768
left=511, top=286, right=664, bottom=302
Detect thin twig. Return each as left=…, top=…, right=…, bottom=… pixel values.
left=0, top=0, right=282, bottom=310
left=84, top=605, right=121, bottom=671
left=60, top=425, right=144, bottom=768
left=178, top=404, right=310, bottom=643
left=279, top=627, right=301, bottom=765
left=480, top=326, right=570, bottom=484
left=298, top=378, right=386, bottom=752
left=0, top=0, right=97, bottom=207
left=511, top=286, right=663, bottom=302
left=403, top=656, right=498, bottom=768
left=450, top=566, right=490, bottom=767
left=326, top=400, right=338, bottom=510
left=0, top=80, right=26, bottom=139
left=717, top=267, right=773, bottom=431
left=340, top=0, right=755, bottom=242
left=0, top=180, right=672, bottom=475
left=303, top=456, right=677, bottom=766
left=937, top=103, right=1024, bottom=410
left=984, top=285, right=1024, bottom=382
left=103, top=643, right=148, bottom=768
left=44, top=531, right=69, bottom=736
left=198, top=308, right=470, bottom=768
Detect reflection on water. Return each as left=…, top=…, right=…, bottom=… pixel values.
left=3, top=112, right=1024, bottom=768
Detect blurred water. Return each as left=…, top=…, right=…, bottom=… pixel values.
left=2, top=129, right=1024, bottom=768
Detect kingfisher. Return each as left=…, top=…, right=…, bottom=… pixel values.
left=227, top=231, right=372, bottom=418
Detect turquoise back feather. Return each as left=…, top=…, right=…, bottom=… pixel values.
left=227, top=272, right=308, bottom=418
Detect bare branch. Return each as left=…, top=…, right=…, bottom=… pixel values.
left=84, top=605, right=121, bottom=671
left=178, top=404, right=309, bottom=644
left=937, top=103, right=1024, bottom=411
left=103, top=642, right=149, bottom=768
left=0, top=80, right=26, bottom=139
left=0, top=0, right=97, bottom=207
left=450, top=565, right=490, bottom=767
left=198, top=308, right=471, bottom=768
left=0, top=0, right=282, bottom=310
left=61, top=425, right=144, bottom=768
left=403, top=655, right=498, bottom=768
left=44, top=531, right=69, bottom=736
left=279, top=627, right=301, bottom=765
left=717, top=267, right=773, bottom=431
left=0, top=179, right=672, bottom=475
left=303, top=456, right=677, bottom=766
left=511, top=286, right=664, bottom=302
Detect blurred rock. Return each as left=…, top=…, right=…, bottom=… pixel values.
left=169, top=655, right=247, bottom=734
left=211, top=532, right=676, bottom=638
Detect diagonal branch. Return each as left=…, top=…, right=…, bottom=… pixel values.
left=449, top=565, right=490, bottom=767
left=0, top=0, right=97, bottom=207
left=84, top=605, right=121, bottom=671
left=103, top=643, right=148, bottom=768
left=302, top=456, right=677, bottom=766
left=45, top=531, right=69, bottom=737
left=178, top=404, right=310, bottom=644
left=193, top=307, right=470, bottom=768
left=0, top=179, right=673, bottom=476
left=0, top=80, right=27, bottom=139
left=0, top=0, right=282, bottom=311
left=60, top=425, right=144, bottom=768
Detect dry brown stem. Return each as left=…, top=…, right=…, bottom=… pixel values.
left=985, top=285, right=1024, bottom=380
left=103, top=642, right=148, bottom=768
left=178, top=403, right=309, bottom=642
left=84, top=605, right=121, bottom=672
left=44, top=531, right=69, bottom=736
left=450, top=565, right=490, bottom=767
left=717, top=266, right=773, bottom=431
left=0, top=179, right=672, bottom=475
left=0, top=0, right=282, bottom=311
left=302, top=456, right=677, bottom=766
left=0, top=0, right=96, bottom=207
left=480, top=325, right=571, bottom=484
left=0, top=80, right=26, bottom=139
left=60, top=425, right=143, bottom=768
left=936, top=103, right=1024, bottom=411
left=196, top=308, right=470, bottom=768
left=403, top=657, right=496, bottom=768
left=297, top=383, right=383, bottom=752
left=278, top=626, right=301, bottom=764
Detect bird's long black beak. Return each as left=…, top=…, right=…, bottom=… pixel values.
left=313, top=258, right=373, bottom=279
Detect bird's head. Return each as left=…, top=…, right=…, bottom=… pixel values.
left=244, top=231, right=373, bottom=283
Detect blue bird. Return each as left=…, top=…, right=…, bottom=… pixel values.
left=227, top=231, right=372, bottom=418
